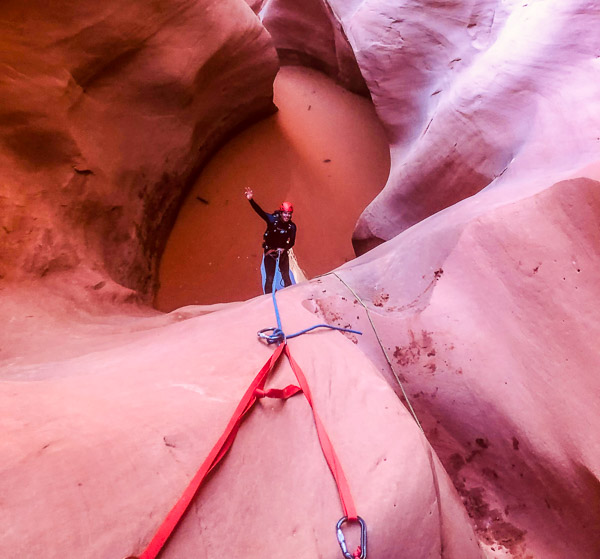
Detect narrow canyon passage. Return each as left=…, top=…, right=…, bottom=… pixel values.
left=155, top=66, right=390, bottom=310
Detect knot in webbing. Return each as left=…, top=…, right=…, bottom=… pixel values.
left=254, top=384, right=302, bottom=400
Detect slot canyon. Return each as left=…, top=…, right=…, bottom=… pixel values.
left=1, top=1, right=599, bottom=558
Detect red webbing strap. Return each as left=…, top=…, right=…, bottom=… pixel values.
left=284, top=344, right=358, bottom=521
left=137, top=343, right=286, bottom=559
left=134, top=342, right=358, bottom=558
left=255, top=384, right=302, bottom=399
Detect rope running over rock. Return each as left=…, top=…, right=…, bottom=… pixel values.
left=330, top=271, right=424, bottom=433
left=258, top=256, right=362, bottom=345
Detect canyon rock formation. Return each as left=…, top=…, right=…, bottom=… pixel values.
left=1, top=0, right=599, bottom=558
left=0, top=0, right=278, bottom=295
left=262, top=0, right=600, bottom=250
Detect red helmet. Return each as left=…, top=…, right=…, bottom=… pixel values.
left=280, top=201, right=294, bottom=213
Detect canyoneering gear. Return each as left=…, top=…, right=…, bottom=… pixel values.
left=330, top=272, right=424, bottom=433
left=129, top=344, right=366, bottom=559
left=248, top=197, right=296, bottom=293
left=280, top=201, right=293, bottom=213
left=262, top=249, right=293, bottom=294
left=337, top=516, right=367, bottom=559
left=129, top=256, right=365, bottom=559
left=248, top=198, right=296, bottom=252
left=257, top=253, right=361, bottom=344
left=262, top=218, right=294, bottom=252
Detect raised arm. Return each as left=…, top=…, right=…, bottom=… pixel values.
left=245, top=188, right=270, bottom=223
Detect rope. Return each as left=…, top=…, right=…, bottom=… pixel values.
left=127, top=255, right=367, bottom=559
left=258, top=254, right=362, bottom=345
left=330, top=272, right=424, bottom=434
left=262, top=257, right=421, bottom=433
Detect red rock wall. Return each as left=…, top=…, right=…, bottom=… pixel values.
left=318, top=176, right=600, bottom=558
left=0, top=0, right=278, bottom=296
left=262, top=0, right=600, bottom=251
left=331, top=0, right=600, bottom=249
left=256, top=5, right=600, bottom=554
left=1, top=0, right=599, bottom=558
left=260, top=0, right=369, bottom=95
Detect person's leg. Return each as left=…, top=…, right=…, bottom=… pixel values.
left=279, top=251, right=292, bottom=287
left=263, top=252, right=276, bottom=293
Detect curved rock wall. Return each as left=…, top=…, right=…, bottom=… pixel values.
left=287, top=0, right=600, bottom=251
left=0, top=0, right=278, bottom=296
left=1, top=1, right=599, bottom=558
left=259, top=0, right=600, bottom=250
left=317, top=176, right=600, bottom=558
left=260, top=0, right=369, bottom=95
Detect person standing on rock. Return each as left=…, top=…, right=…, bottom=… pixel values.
left=245, top=187, right=296, bottom=294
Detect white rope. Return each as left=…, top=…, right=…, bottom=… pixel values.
left=330, top=272, right=424, bottom=433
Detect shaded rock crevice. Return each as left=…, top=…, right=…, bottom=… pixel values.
left=260, top=0, right=370, bottom=96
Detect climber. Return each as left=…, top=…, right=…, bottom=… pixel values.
left=245, top=187, right=296, bottom=294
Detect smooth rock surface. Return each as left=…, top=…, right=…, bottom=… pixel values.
left=0, top=281, right=484, bottom=558
left=315, top=176, right=600, bottom=558
left=286, top=0, right=600, bottom=250
left=1, top=0, right=599, bottom=558
left=344, top=0, right=600, bottom=250
left=260, top=0, right=369, bottom=95
left=0, top=0, right=278, bottom=295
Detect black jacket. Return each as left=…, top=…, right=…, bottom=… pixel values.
left=249, top=198, right=296, bottom=252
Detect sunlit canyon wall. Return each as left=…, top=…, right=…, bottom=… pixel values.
left=1, top=1, right=599, bottom=558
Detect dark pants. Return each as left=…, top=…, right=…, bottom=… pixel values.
left=264, top=250, right=291, bottom=294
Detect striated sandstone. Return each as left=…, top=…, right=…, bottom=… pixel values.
left=316, top=176, right=600, bottom=558
left=261, top=0, right=600, bottom=249
left=1, top=0, right=599, bottom=557
left=293, top=0, right=600, bottom=251
left=260, top=0, right=369, bottom=95
left=0, top=0, right=278, bottom=296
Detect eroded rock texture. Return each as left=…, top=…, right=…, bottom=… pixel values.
left=0, top=0, right=278, bottom=296
left=1, top=0, right=599, bottom=558
left=315, top=176, right=600, bottom=558
left=260, top=0, right=369, bottom=95
left=0, top=292, right=485, bottom=558
left=261, top=0, right=600, bottom=250
left=344, top=0, right=600, bottom=249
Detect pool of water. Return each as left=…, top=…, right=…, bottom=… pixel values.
left=155, top=66, right=390, bottom=310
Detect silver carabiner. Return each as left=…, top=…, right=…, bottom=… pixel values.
left=336, top=516, right=367, bottom=559
left=257, top=327, right=286, bottom=345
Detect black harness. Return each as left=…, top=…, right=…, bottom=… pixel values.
left=263, top=212, right=294, bottom=252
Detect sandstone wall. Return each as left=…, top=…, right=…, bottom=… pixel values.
left=261, top=0, right=600, bottom=251
left=0, top=0, right=278, bottom=296
left=335, top=0, right=600, bottom=249
left=260, top=0, right=369, bottom=95
left=317, top=176, right=600, bottom=558
left=1, top=1, right=599, bottom=558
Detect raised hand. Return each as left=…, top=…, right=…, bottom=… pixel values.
left=244, top=187, right=253, bottom=200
